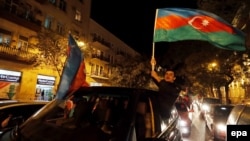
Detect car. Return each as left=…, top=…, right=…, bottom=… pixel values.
left=0, top=98, right=18, bottom=106
left=226, top=104, right=250, bottom=141
left=0, top=86, right=182, bottom=141
left=0, top=101, right=48, bottom=135
left=204, top=104, right=234, bottom=141
left=175, top=102, right=193, bottom=137
left=200, top=97, right=221, bottom=119
left=226, top=104, right=250, bottom=125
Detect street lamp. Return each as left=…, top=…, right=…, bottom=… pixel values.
left=208, top=61, right=218, bottom=72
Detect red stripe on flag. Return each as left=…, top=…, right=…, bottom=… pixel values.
left=155, top=15, right=188, bottom=30
left=67, top=45, right=71, bottom=56
left=68, top=60, right=89, bottom=92
left=189, top=16, right=234, bottom=33
left=155, top=15, right=235, bottom=34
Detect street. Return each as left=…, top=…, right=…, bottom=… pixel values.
left=182, top=104, right=213, bottom=141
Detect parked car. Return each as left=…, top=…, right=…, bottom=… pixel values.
left=200, top=97, right=221, bottom=119
left=0, top=101, right=48, bottom=135
left=226, top=104, right=250, bottom=141
left=175, top=102, right=192, bottom=137
left=0, top=86, right=182, bottom=141
left=227, top=104, right=250, bottom=125
left=204, top=104, right=234, bottom=141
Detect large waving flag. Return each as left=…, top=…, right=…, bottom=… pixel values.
left=153, top=8, right=246, bottom=51
left=56, top=34, right=88, bottom=99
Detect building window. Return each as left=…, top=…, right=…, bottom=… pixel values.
left=44, top=16, right=53, bottom=29
left=0, top=33, right=11, bottom=47
left=59, top=0, right=66, bottom=11
left=17, top=35, right=28, bottom=51
left=100, top=66, right=103, bottom=75
left=49, top=0, right=57, bottom=5
left=75, top=9, right=81, bottom=22
left=56, top=22, right=64, bottom=34
left=96, top=50, right=101, bottom=57
left=95, top=65, right=99, bottom=75
left=90, top=63, right=95, bottom=74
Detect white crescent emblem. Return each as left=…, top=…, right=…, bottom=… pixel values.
left=188, top=16, right=208, bottom=30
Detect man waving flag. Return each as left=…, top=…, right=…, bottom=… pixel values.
left=153, top=8, right=246, bottom=51
left=56, top=34, right=88, bottom=99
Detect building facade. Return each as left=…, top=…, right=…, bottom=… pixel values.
left=0, top=0, right=139, bottom=101
left=86, top=19, right=140, bottom=86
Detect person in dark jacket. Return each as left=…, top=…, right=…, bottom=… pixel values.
left=151, top=58, right=181, bottom=119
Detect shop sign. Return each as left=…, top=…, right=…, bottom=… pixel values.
left=37, top=75, right=55, bottom=86
left=0, top=74, right=21, bottom=82
left=37, top=78, right=55, bottom=86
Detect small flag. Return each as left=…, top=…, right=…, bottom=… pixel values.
left=153, top=8, right=246, bottom=51
left=56, top=34, right=88, bottom=99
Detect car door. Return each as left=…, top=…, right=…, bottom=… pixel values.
left=134, top=94, right=182, bottom=141
left=0, top=104, right=45, bottom=133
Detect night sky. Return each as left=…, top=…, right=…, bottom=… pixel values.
left=90, top=0, right=198, bottom=57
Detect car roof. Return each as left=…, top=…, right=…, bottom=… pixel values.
left=68, top=86, right=158, bottom=99
left=0, top=99, right=18, bottom=103
left=226, top=104, right=250, bottom=125
left=0, top=101, right=48, bottom=110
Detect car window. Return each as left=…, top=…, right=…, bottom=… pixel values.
left=135, top=97, right=152, bottom=140
left=45, top=95, right=130, bottom=129
left=237, top=106, right=250, bottom=125
left=0, top=104, right=45, bottom=131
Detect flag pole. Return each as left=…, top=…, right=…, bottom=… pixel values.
left=152, top=9, right=158, bottom=71
left=152, top=43, right=155, bottom=70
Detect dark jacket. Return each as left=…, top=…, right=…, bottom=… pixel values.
left=157, top=80, right=181, bottom=119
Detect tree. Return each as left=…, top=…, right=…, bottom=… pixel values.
left=158, top=40, right=243, bottom=103
left=109, top=55, right=152, bottom=89
left=29, top=29, right=68, bottom=75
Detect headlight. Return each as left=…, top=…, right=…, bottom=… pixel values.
left=202, top=104, right=209, bottom=111
left=179, top=120, right=188, bottom=126
left=216, top=123, right=226, bottom=132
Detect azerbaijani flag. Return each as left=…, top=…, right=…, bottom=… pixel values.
left=56, top=34, right=88, bottom=99
left=153, top=8, right=246, bottom=51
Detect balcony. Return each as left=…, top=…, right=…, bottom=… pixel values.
left=90, top=72, right=109, bottom=80
left=0, top=4, right=41, bottom=32
left=91, top=54, right=110, bottom=63
left=0, top=45, right=37, bottom=65
left=91, top=34, right=113, bottom=50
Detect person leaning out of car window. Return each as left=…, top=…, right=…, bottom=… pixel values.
left=150, top=57, right=181, bottom=119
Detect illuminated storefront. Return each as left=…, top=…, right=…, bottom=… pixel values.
left=0, top=69, right=21, bottom=99
left=35, top=75, right=55, bottom=101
